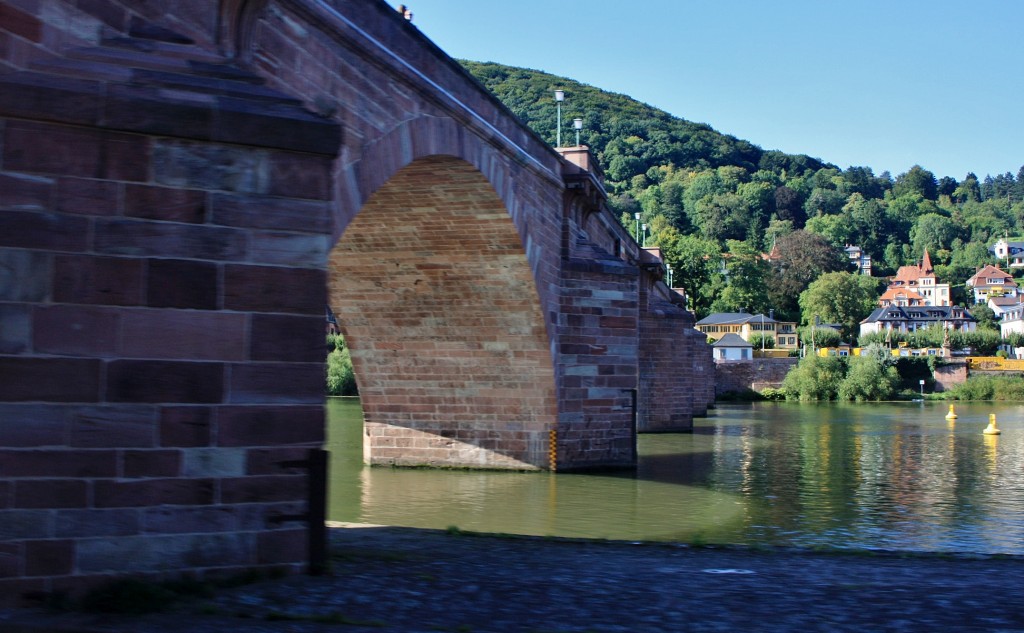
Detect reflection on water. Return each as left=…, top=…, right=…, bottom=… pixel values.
left=326, top=398, right=1024, bottom=553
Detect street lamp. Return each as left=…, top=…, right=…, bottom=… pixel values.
left=667, top=264, right=673, bottom=289
left=634, top=212, right=641, bottom=242
left=554, top=89, right=564, bottom=147
left=573, top=117, right=583, bottom=146
left=641, top=223, right=647, bottom=247
left=811, top=315, right=818, bottom=356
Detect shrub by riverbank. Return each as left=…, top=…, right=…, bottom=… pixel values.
left=943, top=374, right=1024, bottom=401
left=779, top=345, right=939, bottom=402
left=326, top=333, right=358, bottom=396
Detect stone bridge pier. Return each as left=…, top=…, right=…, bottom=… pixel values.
left=0, top=0, right=712, bottom=604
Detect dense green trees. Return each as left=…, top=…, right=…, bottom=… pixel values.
left=798, top=273, right=881, bottom=340
left=781, top=355, right=846, bottom=401
left=767, top=231, right=847, bottom=321
left=782, top=345, right=903, bottom=402
left=838, top=345, right=901, bottom=402
left=326, top=334, right=358, bottom=396
left=461, top=61, right=1024, bottom=327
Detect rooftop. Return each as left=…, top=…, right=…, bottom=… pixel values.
left=712, top=333, right=752, bottom=348
left=696, top=312, right=777, bottom=326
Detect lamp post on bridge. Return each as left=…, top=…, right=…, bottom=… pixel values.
left=634, top=212, right=641, bottom=243
left=573, top=117, right=583, bottom=146
left=554, top=89, right=564, bottom=147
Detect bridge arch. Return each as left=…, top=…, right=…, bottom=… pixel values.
left=328, top=152, right=558, bottom=469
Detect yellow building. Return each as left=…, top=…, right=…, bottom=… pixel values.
left=695, top=312, right=799, bottom=350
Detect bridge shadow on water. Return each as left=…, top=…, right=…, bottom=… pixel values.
left=600, top=422, right=745, bottom=488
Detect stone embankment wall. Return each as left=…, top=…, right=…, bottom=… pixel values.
left=714, top=358, right=799, bottom=397
left=933, top=362, right=968, bottom=392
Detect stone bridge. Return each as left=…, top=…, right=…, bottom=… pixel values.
left=0, top=0, right=713, bottom=602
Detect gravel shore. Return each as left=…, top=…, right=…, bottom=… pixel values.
left=4, top=522, right=1024, bottom=632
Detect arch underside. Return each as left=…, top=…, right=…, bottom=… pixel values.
left=328, top=156, right=557, bottom=470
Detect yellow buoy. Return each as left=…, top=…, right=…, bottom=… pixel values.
left=945, top=404, right=958, bottom=420
left=983, top=413, right=1002, bottom=435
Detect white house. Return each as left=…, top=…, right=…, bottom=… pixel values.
left=990, top=295, right=1024, bottom=319
left=990, top=238, right=1024, bottom=269
left=712, top=333, right=752, bottom=361
left=860, top=304, right=977, bottom=337
left=886, top=250, right=950, bottom=306
left=1000, top=304, right=1024, bottom=340
left=844, top=244, right=872, bottom=276
left=966, top=265, right=1019, bottom=304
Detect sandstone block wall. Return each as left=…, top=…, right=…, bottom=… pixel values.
left=0, top=4, right=339, bottom=603
left=933, top=362, right=968, bottom=392
left=556, top=257, right=640, bottom=469
left=714, top=358, right=799, bottom=397
left=639, top=293, right=712, bottom=432
left=329, top=156, right=559, bottom=470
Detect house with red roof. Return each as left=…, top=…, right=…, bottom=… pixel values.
left=966, top=264, right=1018, bottom=305
left=878, top=287, right=926, bottom=308
left=886, top=249, right=950, bottom=306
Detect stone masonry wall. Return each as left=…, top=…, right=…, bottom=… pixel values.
left=0, top=10, right=339, bottom=603
left=714, top=358, right=799, bottom=397
left=639, top=292, right=712, bottom=432
left=933, top=361, right=968, bottom=392
left=556, top=257, right=639, bottom=469
left=329, top=156, right=558, bottom=470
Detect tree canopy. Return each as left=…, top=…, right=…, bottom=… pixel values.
left=798, top=272, right=881, bottom=341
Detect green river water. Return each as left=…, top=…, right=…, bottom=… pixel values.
left=326, top=398, right=1024, bottom=554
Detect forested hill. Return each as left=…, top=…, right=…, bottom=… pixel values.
left=461, top=60, right=1024, bottom=324
left=461, top=61, right=829, bottom=189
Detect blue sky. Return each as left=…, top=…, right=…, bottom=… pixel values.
left=401, top=0, right=1023, bottom=181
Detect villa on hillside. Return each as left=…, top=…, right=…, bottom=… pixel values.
left=860, top=304, right=976, bottom=337
left=885, top=249, right=950, bottom=307
left=695, top=312, right=800, bottom=351
left=989, top=295, right=1024, bottom=319
left=990, top=237, right=1024, bottom=269
left=844, top=244, right=872, bottom=276
left=1000, top=304, right=1024, bottom=340
left=966, top=264, right=1018, bottom=304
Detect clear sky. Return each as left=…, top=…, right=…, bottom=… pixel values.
left=399, top=0, right=1023, bottom=181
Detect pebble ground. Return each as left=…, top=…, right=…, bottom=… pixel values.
left=3, top=523, right=1024, bottom=632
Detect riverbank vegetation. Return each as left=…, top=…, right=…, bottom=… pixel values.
left=326, top=333, right=358, bottom=396
left=781, top=344, right=905, bottom=402
left=944, top=375, right=1024, bottom=401
left=779, top=345, right=1024, bottom=402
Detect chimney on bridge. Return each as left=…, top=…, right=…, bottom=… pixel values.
left=557, top=146, right=604, bottom=184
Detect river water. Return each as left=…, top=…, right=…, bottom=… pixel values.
left=326, top=398, right=1024, bottom=554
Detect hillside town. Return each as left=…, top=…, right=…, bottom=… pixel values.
left=694, top=238, right=1024, bottom=360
